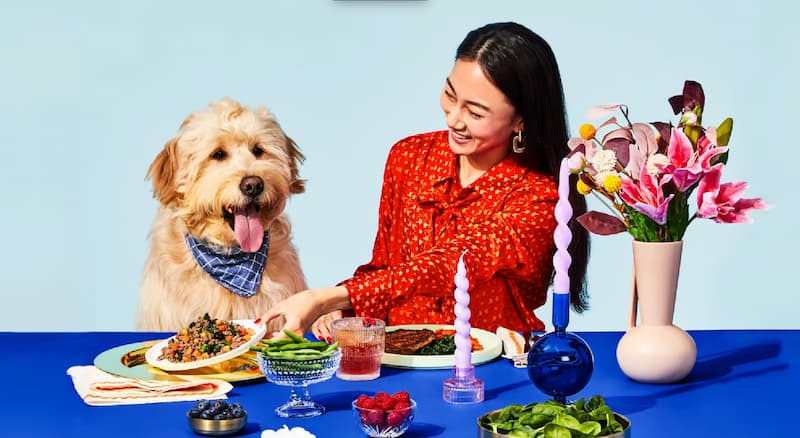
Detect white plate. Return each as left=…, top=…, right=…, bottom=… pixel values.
left=145, top=319, right=266, bottom=371
left=381, top=324, right=502, bottom=369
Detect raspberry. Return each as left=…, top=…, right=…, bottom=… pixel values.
left=392, top=391, right=410, bottom=402
left=374, top=392, right=392, bottom=404
left=359, top=397, right=377, bottom=409
left=373, top=392, right=395, bottom=410
left=364, top=409, right=385, bottom=427
left=393, top=400, right=411, bottom=417
left=355, top=394, right=371, bottom=408
left=386, top=411, right=405, bottom=428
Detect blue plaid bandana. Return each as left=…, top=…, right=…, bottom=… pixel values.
left=185, top=232, right=270, bottom=298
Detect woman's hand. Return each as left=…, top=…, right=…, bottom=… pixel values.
left=256, top=286, right=352, bottom=338
left=311, top=310, right=343, bottom=341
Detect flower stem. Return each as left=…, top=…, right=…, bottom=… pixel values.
left=592, top=191, right=626, bottom=222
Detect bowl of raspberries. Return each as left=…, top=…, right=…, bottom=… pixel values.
left=352, top=391, right=416, bottom=437
left=187, top=399, right=247, bottom=435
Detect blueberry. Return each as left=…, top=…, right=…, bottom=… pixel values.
left=211, top=400, right=228, bottom=410
left=188, top=408, right=202, bottom=418
left=200, top=410, right=215, bottom=420
left=214, top=413, right=229, bottom=420
left=195, top=400, right=210, bottom=411
left=230, top=407, right=244, bottom=418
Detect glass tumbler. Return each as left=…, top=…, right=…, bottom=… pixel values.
left=331, top=317, right=385, bottom=381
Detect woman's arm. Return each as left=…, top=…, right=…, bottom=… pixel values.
left=258, top=285, right=352, bottom=338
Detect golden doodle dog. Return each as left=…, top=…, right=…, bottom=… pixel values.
left=137, top=98, right=306, bottom=332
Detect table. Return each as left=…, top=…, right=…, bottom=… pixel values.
left=2, top=330, right=797, bottom=437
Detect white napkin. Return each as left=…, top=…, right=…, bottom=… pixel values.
left=495, top=327, right=529, bottom=368
left=66, top=365, right=232, bottom=406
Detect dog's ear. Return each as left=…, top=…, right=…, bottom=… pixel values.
left=285, top=135, right=306, bottom=194
left=146, top=137, right=180, bottom=206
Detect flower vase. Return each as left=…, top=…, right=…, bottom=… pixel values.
left=615, top=241, right=696, bottom=383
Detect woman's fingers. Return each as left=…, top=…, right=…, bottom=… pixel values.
left=311, top=310, right=342, bottom=341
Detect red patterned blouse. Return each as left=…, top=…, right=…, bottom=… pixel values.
left=340, top=130, right=558, bottom=333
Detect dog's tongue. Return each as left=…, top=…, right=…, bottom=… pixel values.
left=234, top=205, right=264, bottom=253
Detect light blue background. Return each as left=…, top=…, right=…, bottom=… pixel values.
left=1, top=1, right=795, bottom=331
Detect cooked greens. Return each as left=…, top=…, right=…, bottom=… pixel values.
left=416, top=335, right=456, bottom=355
left=478, top=396, right=626, bottom=438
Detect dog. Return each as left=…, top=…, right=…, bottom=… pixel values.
left=136, top=98, right=306, bottom=332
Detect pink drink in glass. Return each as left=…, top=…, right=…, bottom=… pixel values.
left=331, top=317, right=385, bottom=381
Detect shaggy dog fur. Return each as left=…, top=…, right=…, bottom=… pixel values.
left=137, top=98, right=306, bottom=332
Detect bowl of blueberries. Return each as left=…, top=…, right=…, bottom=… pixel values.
left=187, top=399, right=247, bottom=436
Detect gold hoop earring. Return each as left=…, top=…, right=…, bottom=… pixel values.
left=512, top=131, right=525, bottom=154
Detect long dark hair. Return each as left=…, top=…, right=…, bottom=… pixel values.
left=456, top=22, right=590, bottom=312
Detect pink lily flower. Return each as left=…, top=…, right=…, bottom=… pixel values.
left=696, top=164, right=769, bottom=223
left=658, top=128, right=728, bottom=192
left=620, top=163, right=674, bottom=224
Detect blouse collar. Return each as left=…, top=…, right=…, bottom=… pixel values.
left=418, top=132, right=529, bottom=206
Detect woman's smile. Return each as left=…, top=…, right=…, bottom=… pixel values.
left=449, top=130, right=471, bottom=145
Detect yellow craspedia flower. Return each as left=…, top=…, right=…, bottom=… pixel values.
left=579, top=123, right=597, bottom=140
left=603, top=174, right=622, bottom=193
left=576, top=178, right=592, bottom=195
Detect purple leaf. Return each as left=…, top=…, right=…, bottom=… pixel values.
left=631, top=123, right=659, bottom=155
left=668, top=95, right=684, bottom=115
left=577, top=211, right=628, bottom=235
left=602, top=127, right=634, bottom=144
left=586, top=104, right=622, bottom=120
left=598, top=116, right=619, bottom=130
left=651, top=122, right=672, bottom=153
left=627, top=144, right=646, bottom=177
left=682, top=80, right=705, bottom=110
left=604, top=138, right=631, bottom=167
left=569, top=142, right=586, bottom=156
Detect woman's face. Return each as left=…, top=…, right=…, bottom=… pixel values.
left=440, top=59, right=522, bottom=162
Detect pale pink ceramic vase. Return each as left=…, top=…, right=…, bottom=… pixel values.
left=616, top=241, right=697, bottom=383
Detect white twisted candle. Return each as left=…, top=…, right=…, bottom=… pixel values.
left=453, top=251, right=472, bottom=370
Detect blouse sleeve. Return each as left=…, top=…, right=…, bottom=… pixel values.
left=340, top=157, right=557, bottom=320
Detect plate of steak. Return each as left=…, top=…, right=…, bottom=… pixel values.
left=381, top=324, right=502, bottom=369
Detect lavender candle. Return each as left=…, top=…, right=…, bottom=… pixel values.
left=453, top=251, right=472, bottom=370
left=552, top=158, right=572, bottom=330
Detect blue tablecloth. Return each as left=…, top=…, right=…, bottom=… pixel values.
left=1, top=330, right=797, bottom=437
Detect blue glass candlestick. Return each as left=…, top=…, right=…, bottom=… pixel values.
left=527, top=294, right=594, bottom=404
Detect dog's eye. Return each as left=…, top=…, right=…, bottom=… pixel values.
left=211, top=149, right=227, bottom=161
left=252, top=145, right=265, bottom=157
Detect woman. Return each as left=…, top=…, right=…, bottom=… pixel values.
left=257, top=22, right=590, bottom=339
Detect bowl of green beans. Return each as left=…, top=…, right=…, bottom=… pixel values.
left=254, top=330, right=342, bottom=417
left=257, top=348, right=342, bottom=386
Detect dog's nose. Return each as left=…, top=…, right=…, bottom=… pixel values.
left=239, top=176, right=264, bottom=198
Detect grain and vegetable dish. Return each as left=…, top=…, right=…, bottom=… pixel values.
left=158, top=313, right=255, bottom=363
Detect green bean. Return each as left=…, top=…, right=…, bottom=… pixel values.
left=260, top=338, right=295, bottom=346
left=321, top=341, right=339, bottom=355
left=281, top=348, right=328, bottom=355
left=283, top=329, right=306, bottom=343
left=277, top=341, right=328, bottom=351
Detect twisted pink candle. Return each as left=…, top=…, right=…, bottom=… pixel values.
left=453, top=251, right=472, bottom=370
left=553, top=158, right=573, bottom=294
